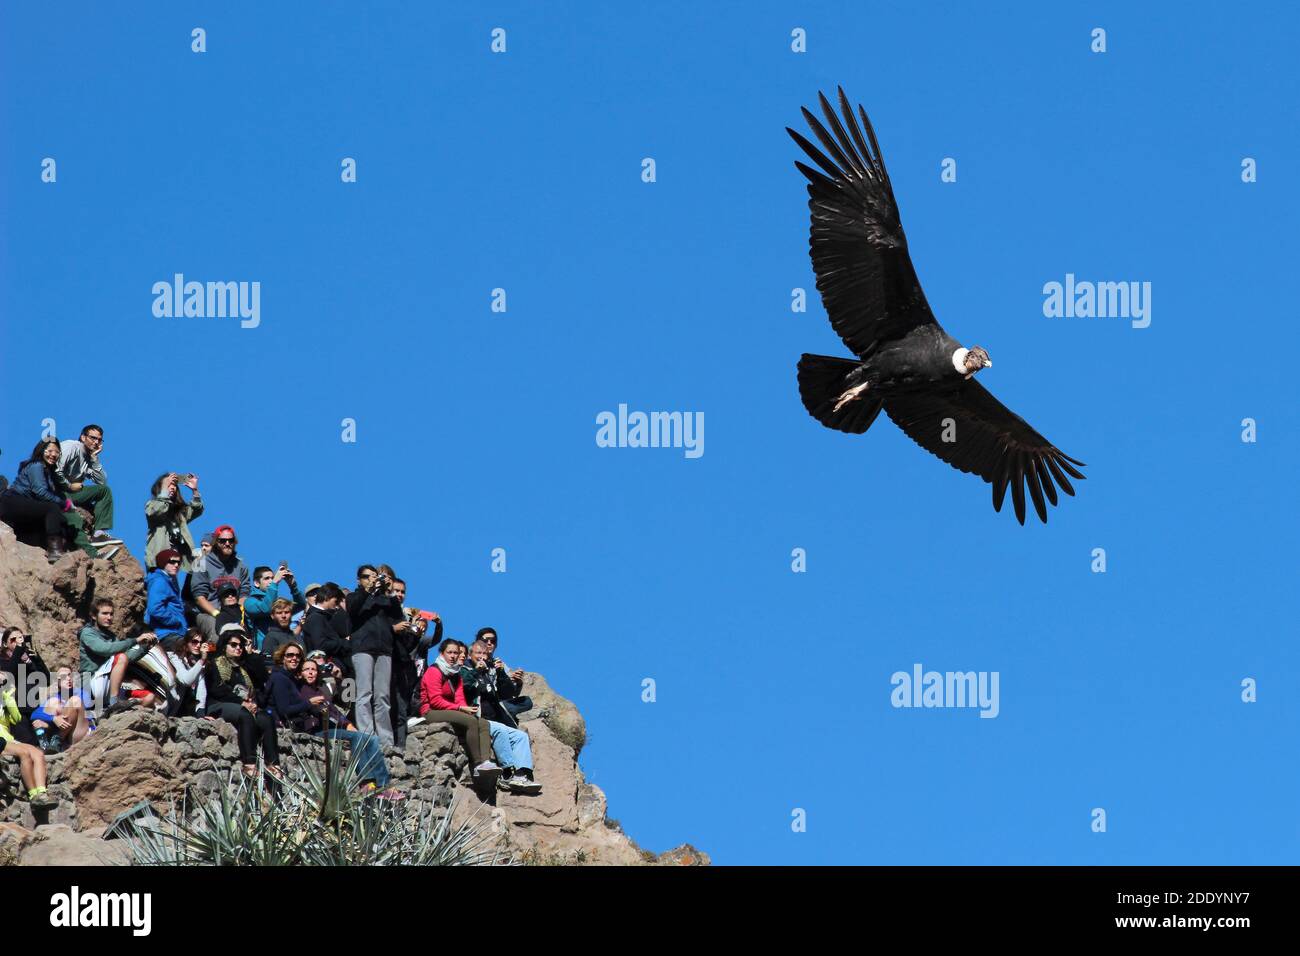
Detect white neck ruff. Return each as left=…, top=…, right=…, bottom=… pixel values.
left=952, top=348, right=972, bottom=379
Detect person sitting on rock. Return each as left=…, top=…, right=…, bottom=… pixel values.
left=296, top=655, right=400, bottom=799
left=144, top=471, right=204, bottom=571
left=30, top=666, right=95, bottom=751
left=418, top=638, right=501, bottom=791
left=269, top=643, right=403, bottom=800
left=163, top=629, right=208, bottom=717
left=204, top=624, right=281, bottom=781
left=259, top=599, right=298, bottom=666
left=78, top=599, right=155, bottom=712
left=0, top=437, right=93, bottom=559
left=1, top=627, right=50, bottom=737
left=57, top=424, right=122, bottom=555
left=462, top=639, right=541, bottom=795
left=89, top=632, right=182, bottom=715
left=245, top=564, right=306, bottom=651
left=476, top=627, right=532, bottom=722
left=190, top=525, right=250, bottom=642
left=0, top=672, right=58, bottom=808
left=144, top=549, right=187, bottom=639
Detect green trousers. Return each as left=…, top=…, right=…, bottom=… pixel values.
left=69, top=484, right=114, bottom=531
left=62, top=508, right=95, bottom=556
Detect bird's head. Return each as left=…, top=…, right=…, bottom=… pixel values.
left=963, top=346, right=992, bottom=374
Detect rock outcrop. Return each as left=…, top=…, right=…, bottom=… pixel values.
left=0, top=525, right=706, bottom=866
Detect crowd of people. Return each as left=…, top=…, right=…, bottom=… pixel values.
left=0, top=427, right=542, bottom=809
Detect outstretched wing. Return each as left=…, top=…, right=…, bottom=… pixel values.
left=788, top=89, right=937, bottom=359
left=883, top=381, right=1086, bottom=525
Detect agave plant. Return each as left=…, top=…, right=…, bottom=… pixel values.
left=126, top=738, right=514, bottom=866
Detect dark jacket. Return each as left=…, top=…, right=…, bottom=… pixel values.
left=346, top=587, right=401, bottom=656
left=460, top=662, right=522, bottom=728
left=204, top=657, right=260, bottom=706
left=302, top=606, right=351, bottom=661
left=145, top=569, right=186, bottom=633
left=1, top=648, right=50, bottom=718
left=266, top=669, right=313, bottom=728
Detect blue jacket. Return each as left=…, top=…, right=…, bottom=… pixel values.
left=245, top=579, right=305, bottom=649
left=10, top=461, right=64, bottom=505
left=145, top=568, right=187, bottom=634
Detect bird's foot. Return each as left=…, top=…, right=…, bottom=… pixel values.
left=832, top=383, right=870, bottom=413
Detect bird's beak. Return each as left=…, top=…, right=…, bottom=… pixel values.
left=984, top=360, right=992, bottom=368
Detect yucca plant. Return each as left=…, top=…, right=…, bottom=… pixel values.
left=125, top=738, right=514, bottom=866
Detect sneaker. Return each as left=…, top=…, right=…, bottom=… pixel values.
left=406, top=716, right=425, bottom=729
left=506, top=774, right=542, bottom=795
left=96, top=545, right=121, bottom=560
left=91, top=532, right=124, bottom=545
left=374, top=788, right=407, bottom=802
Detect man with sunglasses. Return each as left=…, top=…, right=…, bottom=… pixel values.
left=190, top=524, right=251, bottom=642
left=145, top=549, right=187, bottom=639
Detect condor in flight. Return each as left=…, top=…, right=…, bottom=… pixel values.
left=788, top=89, right=1086, bottom=525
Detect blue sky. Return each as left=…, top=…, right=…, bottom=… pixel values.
left=3, top=2, right=1297, bottom=864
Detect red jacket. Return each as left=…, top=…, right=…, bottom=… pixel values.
left=419, top=666, right=466, bottom=715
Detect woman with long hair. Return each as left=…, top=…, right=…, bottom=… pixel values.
left=0, top=438, right=92, bottom=558
left=163, top=628, right=208, bottom=717
left=144, top=471, right=204, bottom=571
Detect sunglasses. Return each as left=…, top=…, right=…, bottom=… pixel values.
left=166, top=559, right=181, bottom=566
left=217, top=538, right=236, bottom=545
left=284, top=653, right=301, bottom=659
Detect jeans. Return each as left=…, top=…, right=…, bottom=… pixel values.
left=317, top=728, right=389, bottom=787
left=488, top=720, right=533, bottom=771
left=352, top=652, right=394, bottom=747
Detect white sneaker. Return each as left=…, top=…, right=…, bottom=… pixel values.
left=406, top=716, right=425, bottom=729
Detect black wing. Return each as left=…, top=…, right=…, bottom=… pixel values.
left=788, top=89, right=937, bottom=359
left=883, top=380, right=1086, bottom=525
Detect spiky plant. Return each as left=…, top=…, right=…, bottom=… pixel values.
left=125, top=738, right=514, bottom=866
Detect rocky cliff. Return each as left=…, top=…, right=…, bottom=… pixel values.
left=0, top=524, right=707, bottom=866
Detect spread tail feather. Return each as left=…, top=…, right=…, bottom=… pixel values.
left=797, top=353, right=883, bottom=434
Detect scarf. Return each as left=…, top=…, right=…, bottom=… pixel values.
left=434, top=655, right=459, bottom=678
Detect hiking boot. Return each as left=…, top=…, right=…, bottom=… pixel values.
left=44, top=534, right=67, bottom=563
